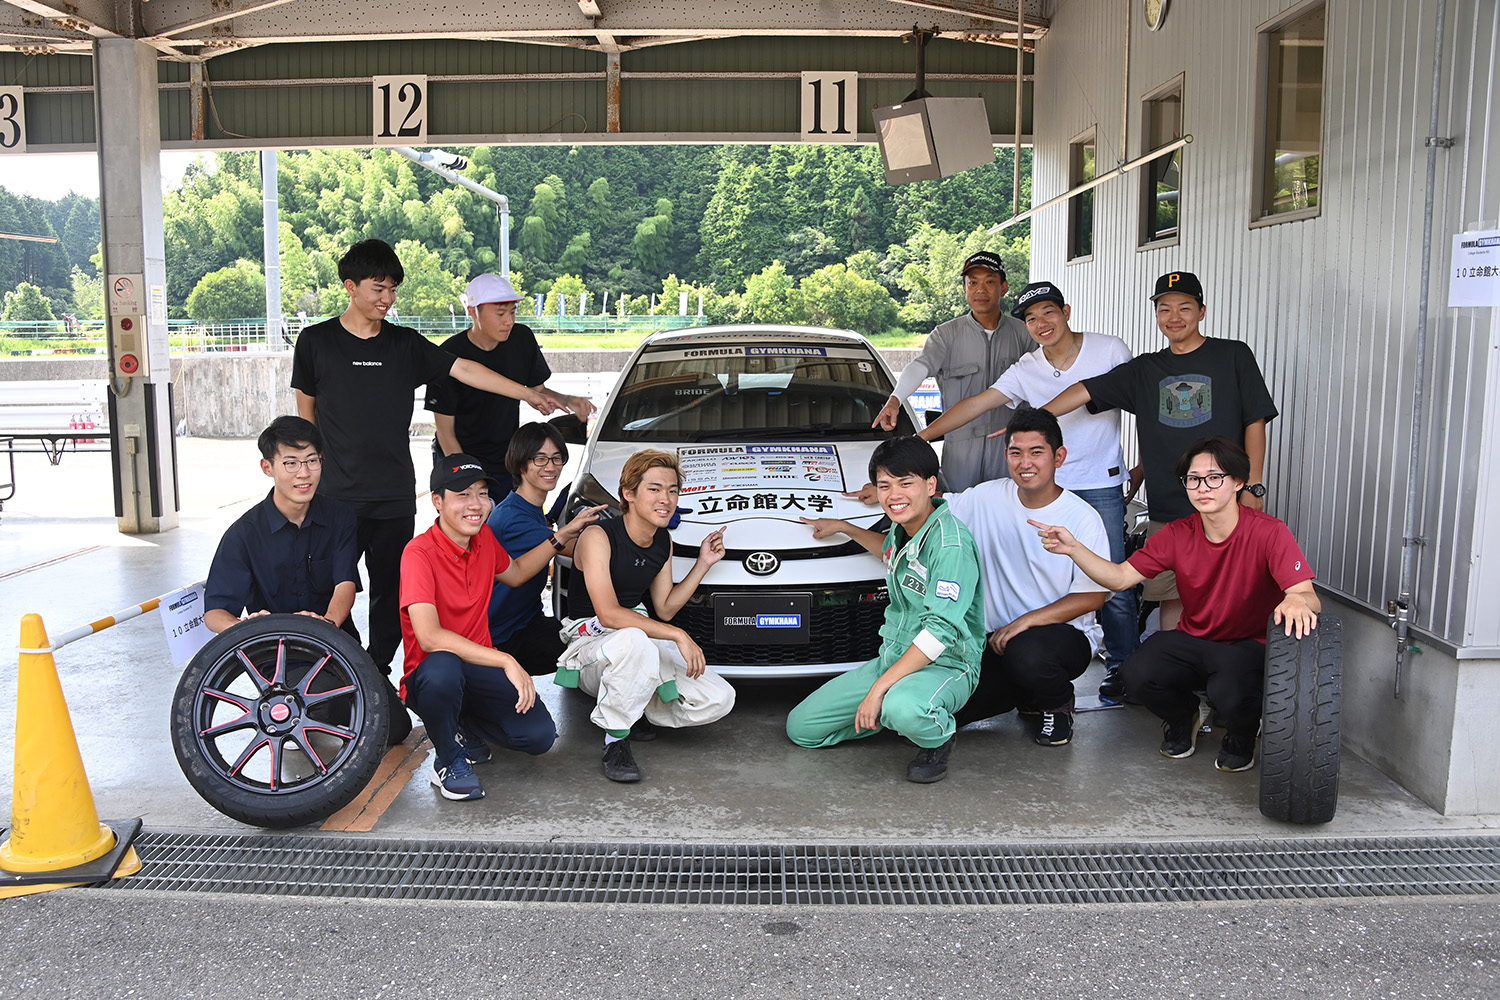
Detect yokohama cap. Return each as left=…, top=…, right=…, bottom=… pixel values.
left=431, top=453, right=503, bottom=495
left=463, top=273, right=521, bottom=308
left=1151, top=271, right=1205, bottom=306
left=960, top=251, right=1007, bottom=279
left=1011, top=281, right=1067, bottom=319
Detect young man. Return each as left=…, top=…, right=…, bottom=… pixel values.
left=786, top=436, right=986, bottom=783
left=557, top=449, right=736, bottom=783
left=204, top=416, right=412, bottom=744
left=291, top=239, right=586, bottom=678
left=919, top=281, right=1138, bottom=702
left=1031, top=436, right=1319, bottom=773
left=940, top=407, right=1110, bottom=746
left=426, top=272, right=595, bottom=492
left=1043, top=271, right=1278, bottom=631
left=399, top=454, right=574, bottom=801
left=485, top=421, right=606, bottom=672
left=873, top=251, right=1033, bottom=491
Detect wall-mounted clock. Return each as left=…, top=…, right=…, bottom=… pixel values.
left=1145, top=0, right=1170, bottom=31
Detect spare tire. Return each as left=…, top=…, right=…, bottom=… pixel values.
left=171, top=614, right=390, bottom=828
left=1259, top=613, right=1341, bottom=824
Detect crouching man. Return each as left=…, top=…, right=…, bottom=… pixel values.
left=787, top=436, right=986, bottom=783
left=557, top=449, right=736, bottom=783
left=1031, top=436, right=1318, bottom=772
left=399, top=455, right=562, bottom=801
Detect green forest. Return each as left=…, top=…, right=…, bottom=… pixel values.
left=1, top=143, right=1032, bottom=336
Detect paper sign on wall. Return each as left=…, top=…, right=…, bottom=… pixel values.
left=1450, top=230, right=1500, bottom=308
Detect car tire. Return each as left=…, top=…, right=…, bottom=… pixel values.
left=171, top=614, right=390, bottom=828
left=1259, top=613, right=1341, bottom=824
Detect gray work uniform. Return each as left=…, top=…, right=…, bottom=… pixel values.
left=913, top=312, right=1035, bottom=492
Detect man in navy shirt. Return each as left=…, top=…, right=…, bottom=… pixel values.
left=204, top=415, right=412, bottom=743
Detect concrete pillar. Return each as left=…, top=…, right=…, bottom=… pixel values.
left=94, top=38, right=178, bottom=534
left=262, top=149, right=285, bottom=349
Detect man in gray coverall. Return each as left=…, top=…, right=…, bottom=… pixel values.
left=874, top=251, right=1034, bottom=491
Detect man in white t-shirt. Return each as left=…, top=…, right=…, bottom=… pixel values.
left=941, top=406, right=1110, bottom=746
left=919, top=281, right=1138, bottom=703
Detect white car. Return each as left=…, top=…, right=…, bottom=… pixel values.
left=555, top=325, right=925, bottom=678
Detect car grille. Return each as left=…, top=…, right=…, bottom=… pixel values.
left=676, top=584, right=889, bottom=667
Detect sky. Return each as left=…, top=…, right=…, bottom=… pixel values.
left=2, top=150, right=206, bottom=200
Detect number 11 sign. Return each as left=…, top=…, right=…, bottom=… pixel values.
left=801, top=72, right=858, bottom=144
left=374, top=75, right=427, bottom=146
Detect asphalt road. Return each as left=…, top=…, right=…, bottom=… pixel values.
left=1, top=890, right=1495, bottom=999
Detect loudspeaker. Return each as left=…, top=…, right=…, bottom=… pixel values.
left=873, top=97, right=995, bottom=185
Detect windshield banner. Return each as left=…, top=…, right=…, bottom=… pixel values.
left=677, top=444, right=846, bottom=516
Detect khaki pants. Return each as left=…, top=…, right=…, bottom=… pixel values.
left=1141, top=519, right=1181, bottom=602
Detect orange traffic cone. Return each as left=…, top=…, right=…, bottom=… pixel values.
left=0, top=614, right=141, bottom=899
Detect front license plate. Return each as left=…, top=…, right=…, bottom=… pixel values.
left=713, top=593, right=811, bottom=646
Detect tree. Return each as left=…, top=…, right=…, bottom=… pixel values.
left=542, top=273, right=587, bottom=316
left=391, top=240, right=464, bottom=318
left=69, top=266, right=104, bottom=321
left=278, top=222, right=316, bottom=314
left=737, top=261, right=803, bottom=325
left=799, top=263, right=898, bottom=335
left=186, top=260, right=266, bottom=321
left=632, top=199, right=673, bottom=276
left=3, top=281, right=56, bottom=322
left=781, top=227, right=839, bottom=281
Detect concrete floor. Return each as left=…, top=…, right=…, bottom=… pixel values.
left=2, top=437, right=1494, bottom=845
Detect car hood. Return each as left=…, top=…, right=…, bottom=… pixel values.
left=583, top=440, right=888, bottom=548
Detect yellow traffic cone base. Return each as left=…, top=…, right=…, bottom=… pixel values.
left=0, top=845, right=141, bottom=900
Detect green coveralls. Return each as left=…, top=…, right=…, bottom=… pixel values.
left=786, top=498, right=986, bottom=749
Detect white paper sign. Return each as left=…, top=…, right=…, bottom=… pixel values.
left=149, top=284, right=168, bottom=326
left=161, top=583, right=212, bottom=666
left=1450, top=230, right=1500, bottom=307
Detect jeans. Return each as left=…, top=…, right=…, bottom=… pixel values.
left=1071, top=485, right=1140, bottom=671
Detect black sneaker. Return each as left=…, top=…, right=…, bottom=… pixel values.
left=1216, top=730, right=1257, bottom=772
left=1098, top=667, right=1126, bottom=705
left=1160, top=715, right=1200, bottom=758
left=906, top=736, right=955, bottom=783
left=1034, top=711, right=1073, bottom=746
left=602, top=739, right=641, bottom=783
left=629, top=717, right=659, bottom=742
left=454, top=730, right=492, bottom=765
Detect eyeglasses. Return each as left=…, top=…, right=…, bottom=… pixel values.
left=529, top=453, right=567, bottom=468
left=1180, top=472, right=1228, bottom=490
left=280, top=457, right=323, bottom=473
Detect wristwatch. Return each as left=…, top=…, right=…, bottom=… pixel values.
left=1245, top=483, right=1267, bottom=498
left=548, top=533, right=567, bottom=551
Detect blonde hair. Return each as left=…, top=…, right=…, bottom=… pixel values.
left=618, top=448, right=681, bottom=513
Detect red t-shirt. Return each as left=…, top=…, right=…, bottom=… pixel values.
left=1126, top=508, right=1314, bottom=644
left=398, top=520, right=511, bottom=697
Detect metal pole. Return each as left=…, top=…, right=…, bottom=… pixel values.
left=261, top=149, right=285, bottom=349
left=989, top=135, right=1191, bottom=234
left=1012, top=2, right=1024, bottom=217
left=393, top=147, right=511, bottom=276
left=1120, top=0, right=1131, bottom=166
left=1393, top=0, right=1450, bottom=697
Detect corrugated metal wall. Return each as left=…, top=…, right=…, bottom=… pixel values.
left=1030, top=0, right=1500, bottom=648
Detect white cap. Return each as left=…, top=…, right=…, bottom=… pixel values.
left=462, top=273, right=520, bottom=308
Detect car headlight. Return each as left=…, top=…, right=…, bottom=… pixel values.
left=562, top=472, right=619, bottom=528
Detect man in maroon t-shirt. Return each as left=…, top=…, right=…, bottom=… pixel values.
left=399, top=454, right=567, bottom=801
left=1030, top=436, right=1319, bottom=773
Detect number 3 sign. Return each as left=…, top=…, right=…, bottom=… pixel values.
left=0, top=87, right=25, bottom=153
left=374, top=75, right=427, bottom=145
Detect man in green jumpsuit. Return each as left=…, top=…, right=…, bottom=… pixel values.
left=786, top=436, right=986, bottom=783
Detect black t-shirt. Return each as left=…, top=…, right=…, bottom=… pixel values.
left=1083, top=337, right=1278, bottom=522
left=424, top=324, right=551, bottom=476
left=568, top=515, right=670, bottom=620
left=290, top=318, right=454, bottom=516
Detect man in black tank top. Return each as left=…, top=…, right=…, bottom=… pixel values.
left=556, top=449, right=736, bottom=782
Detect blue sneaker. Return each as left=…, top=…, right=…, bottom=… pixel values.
left=431, top=757, right=484, bottom=800
left=454, top=730, right=492, bottom=765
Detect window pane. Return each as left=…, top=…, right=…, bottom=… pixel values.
left=1141, top=89, right=1182, bottom=244
left=1068, top=134, right=1095, bottom=259
left=1263, top=6, right=1324, bottom=216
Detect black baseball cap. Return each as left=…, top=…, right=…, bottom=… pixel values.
left=960, top=251, right=1006, bottom=279
left=1011, top=281, right=1067, bottom=319
left=1150, top=271, right=1205, bottom=306
left=431, top=453, right=503, bottom=495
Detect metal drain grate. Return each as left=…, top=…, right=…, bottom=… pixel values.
left=85, top=833, right=1500, bottom=905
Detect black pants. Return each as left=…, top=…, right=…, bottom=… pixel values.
left=1120, top=630, right=1265, bottom=734
left=355, top=513, right=415, bottom=671
left=956, top=623, right=1092, bottom=726
left=494, top=612, right=566, bottom=676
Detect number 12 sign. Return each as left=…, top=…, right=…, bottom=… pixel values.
left=374, top=75, right=427, bottom=145
left=801, top=72, right=858, bottom=144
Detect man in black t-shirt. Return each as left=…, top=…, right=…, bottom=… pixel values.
left=291, top=239, right=590, bottom=673
left=1042, top=271, right=1278, bottom=633
left=554, top=448, right=735, bottom=783
left=425, top=273, right=593, bottom=495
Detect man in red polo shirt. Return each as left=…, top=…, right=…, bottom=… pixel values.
left=399, top=454, right=565, bottom=801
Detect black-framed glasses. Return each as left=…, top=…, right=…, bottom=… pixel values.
left=279, top=456, right=323, bottom=472
left=529, top=453, right=567, bottom=468
left=1180, top=472, right=1228, bottom=490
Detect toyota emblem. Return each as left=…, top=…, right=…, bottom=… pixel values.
left=744, top=551, right=779, bottom=575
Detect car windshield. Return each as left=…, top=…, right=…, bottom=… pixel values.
left=598, top=340, right=917, bottom=442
